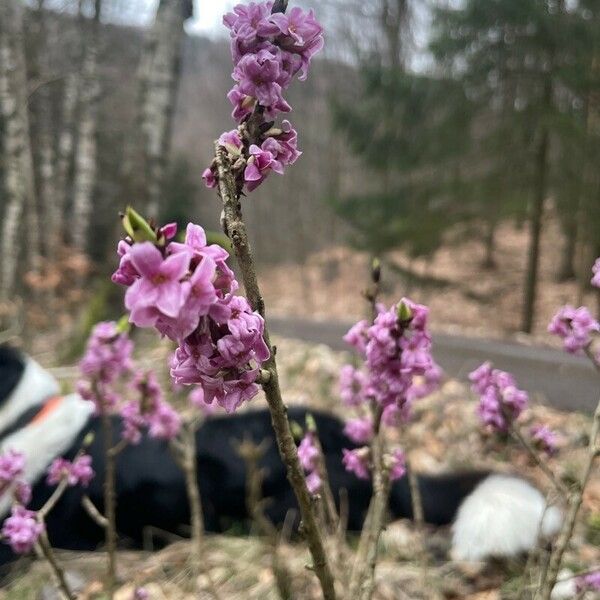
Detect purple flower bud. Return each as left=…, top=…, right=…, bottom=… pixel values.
left=342, top=448, right=370, bottom=480
left=1, top=506, right=44, bottom=554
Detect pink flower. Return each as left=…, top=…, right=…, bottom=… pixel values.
left=189, top=387, right=218, bottom=415
left=389, top=449, right=406, bottom=481
left=233, top=48, right=291, bottom=112
left=339, top=365, right=367, bottom=407
left=170, top=296, right=269, bottom=413
left=530, top=425, right=559, bottom=456
left=342, top=448, right=370, bottom=480
left=0, top=450, right=25, bottom=491
left=343, top=417, right=373, bottom=444
left=576, top=570, right=600, bottom=592
left=133, top=588, right=150, bottom=600
left=262, top=7, right=324, bottom=79
left=305, top=470, right=322, bottom=495
left=244, top=144, right=282, bottom=191
left=468, top=361, right=493, bottom=395
left=79, top=321, right=134, bottom=384
left=218, top=129, right=244, bottom=155
left=469, top=363, right=529, bottom=432
left=343, top=319, right=369, bottom=356
left=147, top=401, right=182, bottom=441
left=1, top=506, right=44, bottom=554
left=46, top=455, right=95, bottom=487
left=120, top=371, right=181, bottom=442
left=125, top=242, right=191, bottom=327
left=15, top=481, right=32, bottom=506
left=202, top=167, right=217, bottom=189
left=297, top=433, right=319, bottom=471
left=549, top=305, right=599, bottom=354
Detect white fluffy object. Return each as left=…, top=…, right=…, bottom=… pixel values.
left=451, top=474, right=563, bottom=562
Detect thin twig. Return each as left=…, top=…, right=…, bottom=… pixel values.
left=38, top=479, right=69, bottom=520
left=101, top=412, right=118, bottom=599
left=537, top=394, right=600, bottom=599
left=214, top=142, right=337, bottom=599
left=81, top=495, right=109, bottom=528
left=407, top=458, right=429, bottom=591
left=510, top=423, right=569, bottom=497
left=348, top=405, right=389, bottom=600
left=36, top=531, right=75, bottom=600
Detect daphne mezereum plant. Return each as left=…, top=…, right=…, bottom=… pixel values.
left=76, top=321, right=181, bottom=598
left=465, top=260, right=600, bottom=599
left=110, top=1, right=337, bottom=597
left=0, top=447, right=95, bottom=599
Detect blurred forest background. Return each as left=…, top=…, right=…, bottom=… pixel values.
left=2, top=0, right=600, bottom=351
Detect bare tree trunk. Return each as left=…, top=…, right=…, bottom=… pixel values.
left=521, top=74, right=552, bottom=334
left=71, top=0, right=101, bottom=253
left=521, top=128, right=549, bottom=334
left=557, top=209, right=577, bottom=282
left=138, top=0, right=190, bottom=218
left=55, top=73, right=79, bottom=241
left=0, top=0, right=40, bottom=301
left=482, top=217, right=498, bottom=270
left=29, top=0, right=60, bottom=260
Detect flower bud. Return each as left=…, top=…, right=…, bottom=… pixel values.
left=397, top=299, right=412, bottom=323
left=122, top=206, right=157, bottom=243
left=371, top=257, right=381, bottom=284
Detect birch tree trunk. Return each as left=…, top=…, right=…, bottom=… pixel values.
left=0, top=0, right=41, bottom=301
left=138, top=0, right=190, bottom=217
left=71, top=0, right=101, bottom=253
left=29, top=0, right=60, bottom=260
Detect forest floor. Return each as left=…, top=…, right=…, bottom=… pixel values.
left=260, top=219, right=599, bottom=344
left=1, top=337, right=599, bottom=599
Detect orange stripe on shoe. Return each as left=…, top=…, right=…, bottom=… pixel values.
left=30, top=395, right=64, bottom=425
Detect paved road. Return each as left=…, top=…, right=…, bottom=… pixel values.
left=269, top=317, right=599, bottom=414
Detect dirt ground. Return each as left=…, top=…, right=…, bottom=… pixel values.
left=2, top=337, right=598, bottom=599
left=260, top=219, right=600, bottom=344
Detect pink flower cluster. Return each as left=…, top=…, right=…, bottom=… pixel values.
left=0, top=450, right=31, bottom=506
left=46, top=455, right=95, bottom=487
left=341, top=447, right=406, bottom=482
left=469, top=362, right=529, bottom=432
left=342, top=301, right=441, bottom=414
left=121, top=371, right=181, bottom=443
left=0, top=450, right=25, bottom=496
left=548, top=305, right=599, bottom=354
left=339, top=300, right=440, bottom=480
left=113, top=223, right=269, bottom=413
left=529, top=424, right=558, bottom=456
left=297, top=432, right=322, bottom=495
left=77, top=321, right=134, bottom=414
left=1, top=505, right=44, bottom=554
left=576, top=570, right=600, bottom=593
left=203, top=2, right=323, bottom=192
left=575, top=570, right=600, bottom=593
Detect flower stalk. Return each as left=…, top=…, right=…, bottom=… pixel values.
left=214, top=142, right=337, bottom=600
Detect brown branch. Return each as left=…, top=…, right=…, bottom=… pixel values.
left=38, top=479, right=69, bottom=520
left=236, top=436, right=293, bottom=600
left=509, top=423, right=569, bottom=497
left=101, top=412, right=118, bottom=600
left=348, top=414, right=390, bottom=600
left=407, top=458, right=429, bottom=591
left=538, top=394, right=600, bottom=599
left=36, top=531, right=76, bottom=600
left=81, top=495, right=109, bottom=529
left=214, top=143, right=336, bottom=600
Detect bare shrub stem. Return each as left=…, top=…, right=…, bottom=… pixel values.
left=215, top=143, right=336, bottom=600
